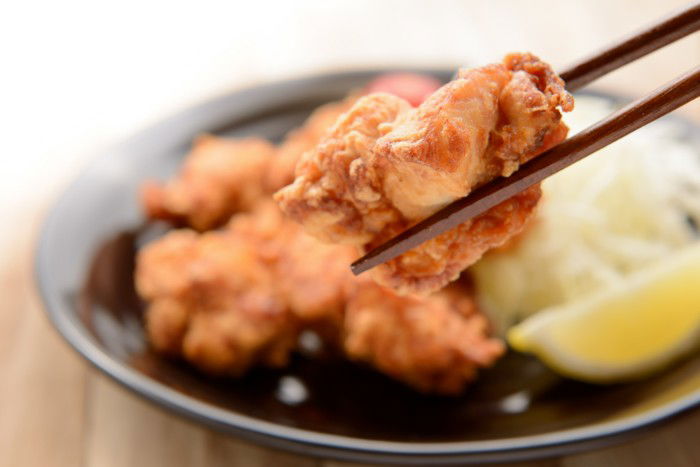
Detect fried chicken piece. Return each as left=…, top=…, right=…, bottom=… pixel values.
left=140, top=101, right=356, bottom=231
left=276, top=93, right=412, bottom=244
left=142, top=135, right=276, bottom=231
left=276, top=53, right=573, bottom=294
left=366, top=184, right=543, bottom=292
left=141, top=73, right=442, bottom=232
left=343, top=280, right=504, bottom=394
left=266, top=73, right=442, bottom=191
left=135, top=202, right=355, bottom=375
left=136, top=201, right=504, bottom=392
left=266, top=96, right=360, bottom=192
left=225, top=206, right=505, bottom=394
left=135, top=228, right=298, bottom=375
left=227, top=202, right=356, bottom=327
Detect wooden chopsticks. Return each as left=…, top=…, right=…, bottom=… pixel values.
left=560, top=2, right=700, bottom=91
left=351, top=2, right=700, bottom=276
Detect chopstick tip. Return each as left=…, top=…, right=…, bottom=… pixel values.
left=350, top=259, right=367, bottom=276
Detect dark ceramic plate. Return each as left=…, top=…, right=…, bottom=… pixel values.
left=36, top=70, right=700, bottom=465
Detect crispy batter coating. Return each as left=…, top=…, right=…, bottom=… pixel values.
left=135, top=202, right=354, bottom=375
left=141, top=100, right=355, bottom=231
left=266, top=96, right=360, bottom=192
left=267, top=73, right=442, bottom=192
left=227, top=202, right=356, bottom=325
left=141, top=136, right=276, bottom=231
left=276, top=53, right=573, bottom=294
left=135, top=227, right=298, bottom=375
left=367, top=184, right=543, bottom=292
left=141, top=73, right=442, bottom=232
left=136, top=202, right=503, bottom=393
left=275, top=93, right=413, bottom=244
left=343, top=281, right=504, bottom=394
left=136, top=71, right=502, bottom=391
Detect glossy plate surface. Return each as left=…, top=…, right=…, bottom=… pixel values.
left=36, top=70, right=700, bottom=464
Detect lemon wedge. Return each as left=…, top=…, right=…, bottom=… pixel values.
left=508, top=241, right=700, bottom=383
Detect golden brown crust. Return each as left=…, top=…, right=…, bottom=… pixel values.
left=141, top=74, right=443, bottom=232
left=135, top=227, right=298, bottom=375
left=135, top=202, right=358, bottom=375
left=375, top=64, right=510, bottom=218
left=501, top=53, right=574, bottom=113
left=343, top=280, right=504, bottom=394
left=136, top=202, right=504, bottom=393
left=141, top=136, right=276, bottom=231
left=227, top=202, right=356, bottom=324
left=275, top=93, right=412, bottom=244
left=136, top=72, right=506, bottom=392
left=276, top=53, right=573, bottom=294
left=366, top=184, right=543, bottom=294
left=265, top=96, right=360, bottom=192
left=141, top=95, right=358, bottom=232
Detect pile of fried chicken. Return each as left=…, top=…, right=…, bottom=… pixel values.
left=136, top=54, right=573, bottom=394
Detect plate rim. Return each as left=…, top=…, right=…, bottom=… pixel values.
left=34, top=68, right=700, bottom=463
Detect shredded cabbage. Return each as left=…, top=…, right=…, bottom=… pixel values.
left=471, top=95, right=700, bottom=334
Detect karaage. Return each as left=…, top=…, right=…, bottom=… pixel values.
left=142, top=135, right=276, bottom=231
left=269, top=73, right=442, bottom=192
left=135, top=202, right=354, bottom=375
left=135, top=227, right=298, bottom=375
left=343, top=280, right=504, bottom=394
left=136, top=71, right=504, bottom=393
left=276, top=53, right=573, bottom=294
left=140, top=104, right=353, bottom=231
left=142, top=74, right=442, bottom=231
left=227, top=202, right=356, bottom=327
left=136, top=202, right=503, bottom=393
left=265, top=96, right=360, bottom=192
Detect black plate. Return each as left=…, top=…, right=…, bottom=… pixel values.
left=36, top=70, right=700, bottom=464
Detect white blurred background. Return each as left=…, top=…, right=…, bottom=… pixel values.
left=1, top=0, right=699, bottom=253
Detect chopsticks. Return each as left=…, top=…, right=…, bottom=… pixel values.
left=560, top=1, right=700, bottom=91
left=351, top=3, right=700, bottom=276
left=352, top=66, right=700, bottom=275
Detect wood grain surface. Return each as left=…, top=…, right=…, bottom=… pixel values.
left=2, top=1, right=700, bottom=466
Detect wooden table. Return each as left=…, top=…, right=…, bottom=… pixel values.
left=2, top=1, right=700, bottom=466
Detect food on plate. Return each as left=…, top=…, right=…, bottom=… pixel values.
left=470, top=94, right=700, bottom=380
left=134, top=222, right=299, bottom=375
left=140, top=101, right=356, bottom=231
left=266, top=96, right=360, bottom=193
left=142, top=136, right=275, bottom=230
left=275, top=53, right=573, bottom=294
left=508, top=241, right=700, bottom=383
left=472, top=95, right=700, bottom=333
left=135, top=200, right=503, bottom=393
left=142, top=74, right=442, bottom=231
left=135, top=67, right=699, bottom=392
left=344, top=282, right=504, bottom=393
left=135, top=201, right=350, bottom=375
